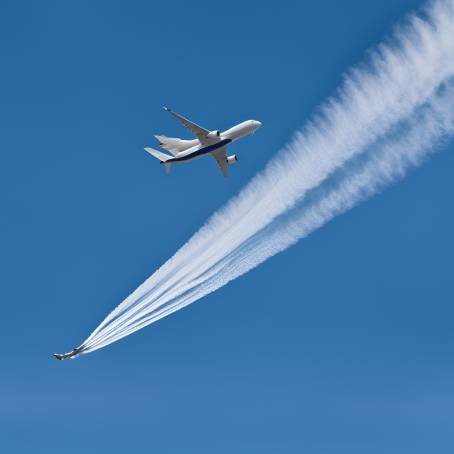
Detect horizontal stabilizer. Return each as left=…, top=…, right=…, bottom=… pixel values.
left=154, top=135, right=197, bottom=155
left=144, top=147, right=173, bottom=162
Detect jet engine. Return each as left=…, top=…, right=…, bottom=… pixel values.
left=207, top=130, right=221, bottom=138
left=226, top=155, right=238, bottom=164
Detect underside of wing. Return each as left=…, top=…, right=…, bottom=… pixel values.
left=212, top=146, right=228, bottom=177
left=164, top=107, right=210, bottom=144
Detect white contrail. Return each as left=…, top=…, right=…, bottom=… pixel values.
left=82, top=81, right=454, bottom=353
left=66, top=0, right=454, bottom=357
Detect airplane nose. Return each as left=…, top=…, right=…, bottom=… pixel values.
left=254, top=120, right=262, bottom=128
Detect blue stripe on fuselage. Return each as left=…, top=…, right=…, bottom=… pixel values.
left=169, top=138, right=232, bottom=162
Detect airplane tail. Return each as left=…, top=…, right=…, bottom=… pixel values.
left=144, top=147, right=172, bottom=162
left=154, top=135, right=197, bottom=155
left=144, top=147, right=173, bottom=174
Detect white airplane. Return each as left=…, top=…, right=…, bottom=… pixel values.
left=144, top=108, right=262, bottom=177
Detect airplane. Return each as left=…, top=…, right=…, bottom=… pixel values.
left=144, top=108, right=262, bottom=177
left=53, top=346, right=83, bottom=360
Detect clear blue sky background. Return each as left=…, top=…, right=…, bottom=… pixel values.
left=1, top=0, right=453, bottom=452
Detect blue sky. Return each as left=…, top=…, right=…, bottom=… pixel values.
left=1, top=0, right=454, bottom=452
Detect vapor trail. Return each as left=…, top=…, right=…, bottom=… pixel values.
left=68, top=0, right=454, bottom=357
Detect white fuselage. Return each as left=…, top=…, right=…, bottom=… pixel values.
left=167, top=120, right=261, bottom=163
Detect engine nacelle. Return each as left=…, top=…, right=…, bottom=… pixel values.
left=207, top=130, right=221, bottom=138
left=226, top=155, right=238, bottom=164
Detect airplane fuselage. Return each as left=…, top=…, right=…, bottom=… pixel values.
left=165, top=120, right=261, bottom=164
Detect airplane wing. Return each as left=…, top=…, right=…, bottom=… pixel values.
left=212, top=147, right=228, bottom=177
left=164, top=107, right=210, bottom=144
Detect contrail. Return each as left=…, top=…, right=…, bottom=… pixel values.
left=61, top=0, right=454, bottom=357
